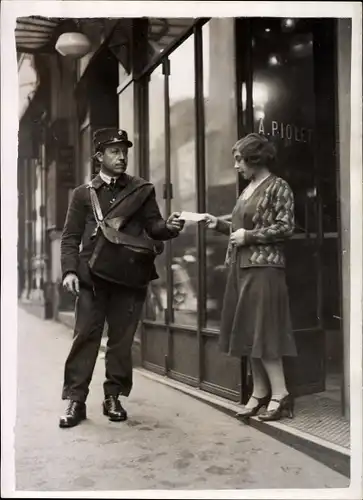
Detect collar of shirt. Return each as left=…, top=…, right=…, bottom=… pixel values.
left=99, top=171, right=116, bottom=185
left=99, top=170, right=128, bottom=187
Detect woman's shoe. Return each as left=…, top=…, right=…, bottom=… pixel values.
left=236, top=395, right=270, bottom=419
left=257, top=394, right=294, bottom=422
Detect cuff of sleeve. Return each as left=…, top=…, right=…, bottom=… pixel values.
left=243, top=230, right=255, bottom=245
left=168, top=227, right=179, bottom=238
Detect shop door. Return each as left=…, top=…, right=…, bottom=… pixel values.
left=142, top=37, right=200, bottom=385
left=238, top=18, right=341, bottom=396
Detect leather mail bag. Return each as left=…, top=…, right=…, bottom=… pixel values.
left=88, top=184, right=158, bottom=289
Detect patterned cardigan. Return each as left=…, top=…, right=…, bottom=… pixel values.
left=215, top=175, right=295, bottom=269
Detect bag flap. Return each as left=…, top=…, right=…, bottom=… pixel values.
left=100, top=223, right=155, bottom=251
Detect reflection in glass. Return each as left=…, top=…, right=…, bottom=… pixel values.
left=249, top=18, right=318, bottom=329
left=119, top=84, right=134, bottom=175
left=250, top=19, right=317, bottom=236
left=144, top=65, right=167, bottom=322
left=80, top=125, right=92, bottom=182
left=147, top=18, right=195, bottom=63
left=169, top=35, right=198, bottom=326
left=203, top=19, right=238, bottom=329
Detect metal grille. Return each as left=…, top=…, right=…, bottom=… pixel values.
left=283, top=394, right=350, bottom=449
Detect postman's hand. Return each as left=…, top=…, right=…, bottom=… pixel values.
left=230, top=228, right=246, bottom=247
left=202, top=213, right=218, bottom=229
left=63, top=273, right=80, bottom=296
left=166, top=212, right=185, bottom=233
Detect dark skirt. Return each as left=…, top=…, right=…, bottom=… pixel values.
left=219, top=264, right=297, bottom=359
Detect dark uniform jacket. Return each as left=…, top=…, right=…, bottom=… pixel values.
left=61, top=173, right=178, bottom=287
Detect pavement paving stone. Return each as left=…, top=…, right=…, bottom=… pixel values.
left=14, top=308, right=350, bottom=492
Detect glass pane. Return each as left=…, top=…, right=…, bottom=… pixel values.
left=119, top=84, right=135, bottom=175
left=110, top=20, right=132, bottom=84
left=79, top=125, right=92, bottom=183
left=144, top=66, right=167, bottom=322
left=203, top=19, right=238, bottom=329
left=147, top=18, right=195, bottom=64
left=249, top=18, right=316, bottom=234
left=169, top=35, right=197, bottom=326
left=249, top=18, right=319, bottom=329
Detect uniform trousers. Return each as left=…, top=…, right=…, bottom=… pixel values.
left=62, top=276, right=147, bottom=403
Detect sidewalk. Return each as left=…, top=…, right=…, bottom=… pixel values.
left=57, top=307, right=350, bottom=478
left=13, top=307, right=349, bottom=492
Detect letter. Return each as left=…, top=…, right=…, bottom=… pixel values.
left=286, top=124, right=292, bottom=140
left=258, top=119, right=265, bottom=135
left=280, top=123, right=284, bottom=139
left=272, top=121, right=278, bottom=136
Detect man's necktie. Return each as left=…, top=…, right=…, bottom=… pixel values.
left=109, top=178, right=117, bottom=204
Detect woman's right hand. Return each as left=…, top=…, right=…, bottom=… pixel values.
left=202, top=213, right=218, bottom=229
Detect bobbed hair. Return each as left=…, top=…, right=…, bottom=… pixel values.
left=232, top=133, right=276, bottom=167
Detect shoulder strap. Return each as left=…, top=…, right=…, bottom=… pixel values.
left=88, top=183, right=142, bottom=230
left=88, top=183, right=104, bottom=225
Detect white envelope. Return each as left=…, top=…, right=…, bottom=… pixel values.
left=179, top=211, right=206, bottom=222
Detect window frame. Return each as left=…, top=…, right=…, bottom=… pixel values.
left=140, top=19, right=243, bottom=335
left=133, top=18, right=210, bottom=82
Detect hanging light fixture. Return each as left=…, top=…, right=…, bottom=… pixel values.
left=55, top=20, right=92, bottom=58
left=268, top=54, right=282, bottom=66
left=281, top=18, right=297, bottom=32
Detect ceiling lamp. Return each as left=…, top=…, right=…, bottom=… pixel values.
left=290, top=34, right=313, bottom=58
left=281, top=18, right=296, bottom=32
left=268, top=54, right=282, bottom=66
left=55, top=31, right=92, bottom=58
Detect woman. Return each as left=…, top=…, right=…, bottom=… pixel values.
left=203, top=133, right=297, bottom=422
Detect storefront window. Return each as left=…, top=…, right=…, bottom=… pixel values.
left=169, top=35, right=198, bottom=327
left=248, top=18, right=316, bottom=234
left=147, top=18, right=195, bottom=64
left=145, top=65, right=167, bottom=322
left=110, top=20, right=133, bottom=86
left=119, top=83, right=134, bottom=175
left=79, top=123, right=92, bottom=183
left=248, top=18, right=318, bottom=329
left=203, top=19, right=238, bottom=329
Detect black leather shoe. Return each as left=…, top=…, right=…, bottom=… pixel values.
left=236, top=395, right=270, bottom=419
left=258, top=394, right=294, bottom=422
left=103, top=395, right=127, bottom=422
left=59, top=400, right=86, bottom=428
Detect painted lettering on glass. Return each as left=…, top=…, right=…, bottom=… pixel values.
left=257, top=119, right=313, bottom=143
